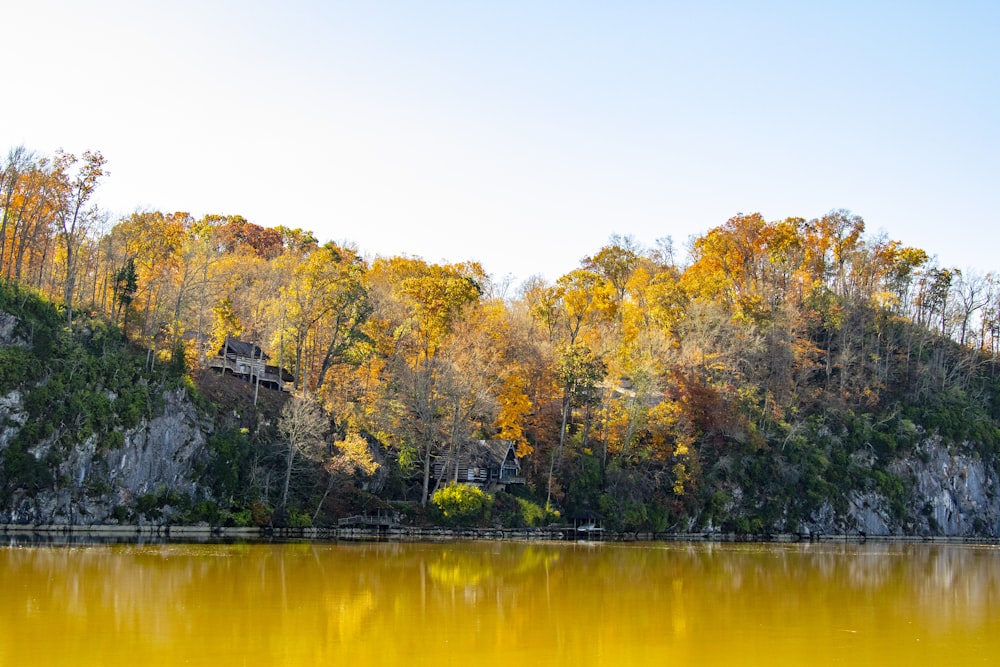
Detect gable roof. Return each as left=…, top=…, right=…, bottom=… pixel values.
left=464, top=440, right=518, bottom=467
left=219, top=338, right=269, bottom=360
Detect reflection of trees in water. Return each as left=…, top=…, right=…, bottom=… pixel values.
left=908, top=544, right=1000, bottom=627
left=0, top=541, right=574, bottom=664
left=609, top=542, right=1000, bottom=634
left=3, top=541, right=1000, bottom=665
left=425, top=543, right=561, bottom=588
left=422, top=544, right=564, bottom=616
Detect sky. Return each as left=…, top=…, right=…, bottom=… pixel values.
left=3, top=1, right=998, bottom=286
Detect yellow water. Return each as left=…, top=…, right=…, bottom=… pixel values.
left=2, top=540, right=999, bottom=666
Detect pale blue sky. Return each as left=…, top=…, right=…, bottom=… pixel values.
left=4, top=1, right=998, bottom=284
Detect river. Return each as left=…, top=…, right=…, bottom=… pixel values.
left=2, top=539, right=998, bottom=666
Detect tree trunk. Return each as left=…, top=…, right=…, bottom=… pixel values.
left=546, top=395, right=572, bottom=508
left=281, top=440, right=297, bottom=512
left=421, top=445, right=432, bottom=507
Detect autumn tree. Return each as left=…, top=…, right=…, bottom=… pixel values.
left=433, top=303, right=510, bottom=485
left=277, top=393, right=328, bottom=516
left=2, top=153, right=60, bottom=287
left=582, top=234, right=643, bottom=318
left=313, top=430, right=381, bottom=523
left=554, top=268, right=613, bottom=345
left=276, top=242, right=369, bottom=393
left=52, top=149, right=107, bottom=324
left=0, top=146, right=35, bottom=272
left=106, top=210, right=187, bottom=363
left=363, top=258, right=485, bottom=505
left=211, top=297, right=244, bottom=352
left=213, top=215, right=284, bottom=259
left=805, top=209, right=865, bottom=295
left=547, top=342, right=606, bottom=506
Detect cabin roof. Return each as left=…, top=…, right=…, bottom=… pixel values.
left=465, top=440, right=518, bottom=467
left=219, top=338, right=269, bottom=361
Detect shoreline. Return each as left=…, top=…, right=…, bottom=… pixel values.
left=3, top=523, right=1000, bottom=545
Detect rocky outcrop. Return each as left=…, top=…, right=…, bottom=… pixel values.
left=0, top=312, right=24, bottom=347
left=794, top=437, right=1000, bottom=538
left=890, top=438, right=1000, bottom=536
left=2, top=388, right=213, bottom=525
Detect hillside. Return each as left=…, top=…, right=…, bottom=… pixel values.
left=2, top=272, right=1000, bottom=535
left=3, top=192, right=1000, bottom=534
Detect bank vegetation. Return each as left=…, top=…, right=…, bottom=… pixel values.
left=3, top=145, right=1000, bottom=535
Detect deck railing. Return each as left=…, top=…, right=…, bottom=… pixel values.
left=208, top=357, right=288, bottom=390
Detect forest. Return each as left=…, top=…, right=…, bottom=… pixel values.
left=2, top=144, right=1000, bottom=532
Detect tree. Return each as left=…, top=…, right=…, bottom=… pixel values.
left=314, top=430, right=381, bottom=523
left=210, top=297, right=244, bottom=352
left=112, top=257, right=138, bottom=332
left=310, top=246, right=370, bottom=392
left=277, top=393, right=328, bottom=515
left=433, top=308, right=506, bottom=485
left=547, top=342, right=606, bottom=506
left=3, top=154, right=60, bottom=286
left=52, top=150, right=107, bottom=324
left=278, top=243, right=369, bottom=392
left=954, top=269, right=990, bottom=347
left=0, top=146, right=34, bottom=270
left=395, top=260, right=484, bottom=358
left=804, top=209, right=865, bottom=295
left=915, top=267, right=958, bottom=335
left=106, top=210, right=186, bottom=361
left=582, top=234, right=643, bottom=314
left=213, top=215, right=284, bottom=258
left=362, top=258, right=485, bottom=506
left=494, top=372, right=533, bottom=457
left=873, top=240, right=928, bottom=316
left=554, top=268, right=612, bottom=345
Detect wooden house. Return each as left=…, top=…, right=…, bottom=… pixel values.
left=209, top=337, right=293, bottom=391
left=432, top=440, right=525, bottom=489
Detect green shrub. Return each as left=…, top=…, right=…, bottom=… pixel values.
left=286, top=510, right=313, bottom=528
left=492, top=493, right=557, bottom=528
left=224, top=508, right=253, bottom=527
left=431, top=483, right=493, bottom=526
left=204, top=429, right=255, bottom=502
left=189, top=500, right=221, bottom=524
left=111, top=506, right=132, bottom=523
left=0, top=443, right=53, bottom=502
left=0, top=347, right=36, bottom=391
left=517, top=497, right=557, bottom=527
left=135, top=493, right=162, bottom=520
left=491, top=491, right=524, bottom=527
left=251, top=501, right=273, bottom=527
left=102, top=431, right=125, bottom=451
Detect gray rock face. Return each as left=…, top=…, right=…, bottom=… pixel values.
left=2, top=388, right=213, bottom=525
left=844, top=491, right=895, bottom=536
left=0, top=390, right=26, bottom=452
left=796, top=437, right=1000, bottom=537
left=105, top=388, right=210, bottom=499
left=0, top=312, right=24, bottom=347
left=890, top=438, right=1000, bottom=536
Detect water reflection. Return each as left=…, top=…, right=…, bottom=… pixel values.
left=2, top=541, right=999, bottom=666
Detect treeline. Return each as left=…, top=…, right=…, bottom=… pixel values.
left=3, top=144, right=1000, bottom=530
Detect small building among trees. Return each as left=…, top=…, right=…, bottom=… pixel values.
left=432, top=440, right=525, bottom=490
left=209, top=337, right=293, bottom=391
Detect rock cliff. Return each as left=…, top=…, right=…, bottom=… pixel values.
left=794, top=437, right=1000, bottom=537
left=1, top=386, right=213, bottom=525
